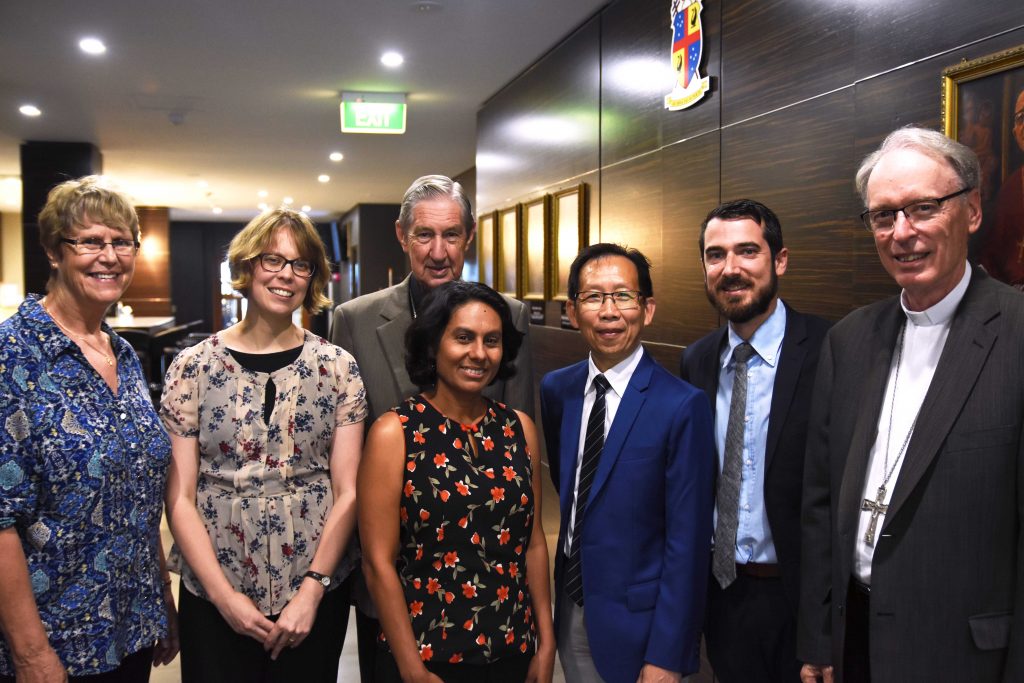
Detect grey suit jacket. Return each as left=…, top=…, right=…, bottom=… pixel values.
left=798, top=269, right=1024, bottom=682
left=329, top=275, right=534, bottom=424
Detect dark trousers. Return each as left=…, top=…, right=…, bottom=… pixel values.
left=842, top=581, right=871, bottom=683
left=375, top=648, right=532, bottom=683
left=704, top=573, right=800, bottom=683
left=178, top=578, right=350, bottom=683
left=0, top=647, right=154, bottom=683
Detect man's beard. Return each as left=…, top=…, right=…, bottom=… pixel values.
left=706, top=269, right=778, bottom=324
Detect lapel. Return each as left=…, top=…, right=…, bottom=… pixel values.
left=376, top=276, right=414, bottom=394
left=837, top=301, right=904, bottom=542
left=764, top=306, right=808, bottom=471
left=883, top=273, right=999, bottom=527
left=558, top=362, right=589, bottom=520
left=587, top=350, right=654, bottom=505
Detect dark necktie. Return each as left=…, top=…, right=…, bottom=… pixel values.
left=564, top=374, right=610, bottom=606
left=713, top=342, right=756, bottom=589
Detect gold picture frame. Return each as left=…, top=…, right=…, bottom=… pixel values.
left=477, top=211, right=497, bottom=287
left=496, top=205, right=521, bottom=298
left=942, top=45, right=1024, bottom=287
left=519, top=195, right=550, bottom=300
left=550, top=183, right=588, bottom=300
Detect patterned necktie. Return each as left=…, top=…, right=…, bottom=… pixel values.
left=564, top=374, right=610, bottom=606
left=713, top=342, right=756, bottom=589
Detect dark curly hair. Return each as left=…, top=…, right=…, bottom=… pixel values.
left=405, top=281, right=523, bottom=388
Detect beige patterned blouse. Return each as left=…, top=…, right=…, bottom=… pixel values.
left=159, top=331, right=367, bottom=614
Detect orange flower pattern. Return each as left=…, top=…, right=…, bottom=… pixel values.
left=384, top=396, right=536, bottom=665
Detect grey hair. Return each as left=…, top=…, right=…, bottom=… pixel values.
left=855, top=126, right=980, bottom=204
left=397, top=175, right=474, bottom=235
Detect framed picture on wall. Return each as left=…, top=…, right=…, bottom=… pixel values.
left=942, top=44, right=1024, bottom=287
left=477, top=211, right=497, bottom=287
left=496, top=205, right=520, bottom=298
left=519, top=196, right=550, bottom=300
left=550, top=183, right=587, bottom=300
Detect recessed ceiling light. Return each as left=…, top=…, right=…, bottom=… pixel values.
left=212, top=207, right=223, bottom=215
left=283, top=196, right=293, bottom=205
left=197, top=179, right=208, bottom=188
left=329, top=152, right=344, bottom=162
left=317, top=174, right=330, bottom=183
left=19, top=104, right=41, bottom=117
left=258, top=189, right=268, bottom=198
left=258, top=202, right=268, bottom=211
left=79, top=37, right=106, bottom=55
left=410, top=0, right=443, bottom=11
left=301, top=205, right=312, bottom=213
left=381, top=51, right=404, bottom=68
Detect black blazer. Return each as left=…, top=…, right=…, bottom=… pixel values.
left=680, top=302, right=830, bottom=610
left=797, top=269, right=1024, bottom=682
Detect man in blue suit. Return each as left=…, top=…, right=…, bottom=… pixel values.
left=540, top=243, right=716, bottom=683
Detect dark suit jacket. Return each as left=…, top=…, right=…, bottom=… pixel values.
left=540, top=350, right=715, bottom=682
left=329, top=275, right=534, bottom=423
left=797, top=269, right=1024, bottom=682
left=680, top=302, right=830, bottom=611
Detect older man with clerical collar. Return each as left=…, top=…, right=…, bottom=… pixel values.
left=330, top=174, right=533, bottom=682
left=798, top=127, right=1024, bottom=683
left=681, top=199, right=830, bottom=682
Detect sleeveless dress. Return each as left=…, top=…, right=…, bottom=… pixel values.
left=385, top=395, right=537, bottom=665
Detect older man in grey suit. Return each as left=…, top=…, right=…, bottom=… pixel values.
left=798, top=127, right=1024, bottom=683
left=329, top=174, right=533, bottom=681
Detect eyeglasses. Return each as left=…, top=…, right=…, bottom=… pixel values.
left=575, top=290, right=642, bottom=311
left=256, top=253, right=315, bottom=278
left=1014, top=110, right=1024, bottom=127
left=61, top=237, right=139, bottom=255
left=859, top=187, right=972, bottom=233
left=407, top=229, right=467, bottom=246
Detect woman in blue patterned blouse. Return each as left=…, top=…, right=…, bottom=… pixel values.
left=0, top=176, right=177, bottom=682
left=161, top=208, right=367, bottom=682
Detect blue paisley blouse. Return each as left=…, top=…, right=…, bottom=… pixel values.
left=159, top=331, right=367, bottom=615
left=0, top=296, right=171, bottom=676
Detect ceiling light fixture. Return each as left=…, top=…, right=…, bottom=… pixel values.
left=79, top=37, right=106, bottom=55
left=381, top=51, right=404, bottom=68
left=329, top=152, right=344, bottom=162
left=410, top=0, right=443, bottom=11
left=197, top=179, right=208, bottom=188
left=212, top=207, right=223, bottom=215
left=317, top=174, right=330, bottom=183
left=283, top=196, right=293, bottom=205
left=301, top=205, right=312, bottom=213
left=258, top=202, right=268, bottom=211
left=19, top=104, right=41, bottom=117
left=258, top=190, right=268, bottom=198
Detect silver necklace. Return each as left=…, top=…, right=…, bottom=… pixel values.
left=41, top=300, right=115, bottom=367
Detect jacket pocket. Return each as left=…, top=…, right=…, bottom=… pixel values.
left=625, top=577, right=659, bottom=611
left=968, top=612, right=1012, bottom=650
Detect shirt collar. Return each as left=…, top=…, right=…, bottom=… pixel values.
left=721, top=299, right=787, bottom=370
left=22, top=293, right=133, bottom=363
left=586, top=342, right=644, bottom=398
left=900, top=262, right=971, bottom=327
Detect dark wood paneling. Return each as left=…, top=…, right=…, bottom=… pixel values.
left=477, top=16, right=601, bottom=211
left=721, top=88, right=859, bottom=321
left=854, top=0, right=1024, bottom=82
left=124, top=207, right=172, bottom=316
left=721, top=0, right=856, bottom=126
left=600, top=0, right=721, bottom=166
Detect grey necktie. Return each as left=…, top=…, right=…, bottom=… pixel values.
left=713, top=342, right=756, bottom=589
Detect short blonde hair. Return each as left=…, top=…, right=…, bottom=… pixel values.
left=227, top=208, right=332, bottom=313
left=37, top=175, right=141, bottom=256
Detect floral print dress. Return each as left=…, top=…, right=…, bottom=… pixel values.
left=387, top=396, right=536, bottom=665
left=159, top=331, right=366, bottom=615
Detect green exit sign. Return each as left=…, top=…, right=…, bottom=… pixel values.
left=340, top=101, right=407, bottom=135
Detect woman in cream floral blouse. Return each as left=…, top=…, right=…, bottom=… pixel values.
left=161, top=208, right=366, bottom=682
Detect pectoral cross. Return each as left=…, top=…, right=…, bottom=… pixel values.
left=861, top=485, right=888, bottom=546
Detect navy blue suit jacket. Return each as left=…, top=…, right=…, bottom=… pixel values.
left=540, top=349, right=715, bottom=682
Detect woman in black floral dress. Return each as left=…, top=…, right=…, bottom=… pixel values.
left=358, top=281, right=554, bottom=683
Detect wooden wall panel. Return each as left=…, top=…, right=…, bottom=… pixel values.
left=721, top=0, right=856, bottom=126
left=124, top=207, right=172, bottom=316
left=600, top=0, right=721, bottom=166
left=721, top=89, right=859, bottom=320
left=476, top=16, right=600, bottom=212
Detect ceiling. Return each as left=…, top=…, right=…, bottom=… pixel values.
left=0, top=0, right=607, bottom=222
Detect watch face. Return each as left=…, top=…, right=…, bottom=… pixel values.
left=319, top=576, right=330, bottom=587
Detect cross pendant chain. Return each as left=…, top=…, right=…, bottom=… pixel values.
left=861, top=484, right=888, bottom=545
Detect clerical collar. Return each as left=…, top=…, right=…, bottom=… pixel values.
left=900, top=262, right=971, bottom=327
left=408, top=276, right=431, bottom=319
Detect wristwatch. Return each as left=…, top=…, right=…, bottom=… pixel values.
left=303, top=570, right=331, bottom=589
